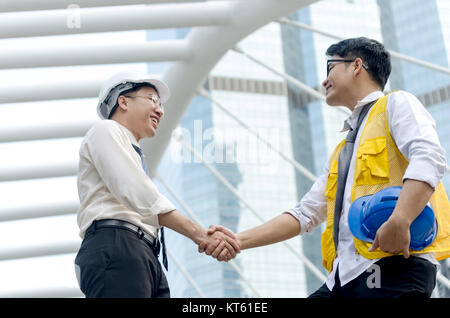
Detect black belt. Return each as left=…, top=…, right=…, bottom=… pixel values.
left=88, top=219, right=160, bottom=254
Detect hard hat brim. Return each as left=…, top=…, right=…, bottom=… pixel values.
left=409, top=205, right=438, bottom=250
left=348, top=194, right=375, bottom=243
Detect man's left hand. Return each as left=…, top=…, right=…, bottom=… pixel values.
left=368, top=214, right=411, bottom=258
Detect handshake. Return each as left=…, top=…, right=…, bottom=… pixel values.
left=197, top=225, right=242, bottom=262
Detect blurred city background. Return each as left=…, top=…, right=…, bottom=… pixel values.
left=0, top=0, right=449, bottom=297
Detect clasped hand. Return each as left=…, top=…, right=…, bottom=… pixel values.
left=198, top=225, right=241, bottom=262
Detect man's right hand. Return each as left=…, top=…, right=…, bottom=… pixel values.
left=198, top=225, right=241, bottom=262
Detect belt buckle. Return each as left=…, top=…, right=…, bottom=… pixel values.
left=137, top=227, right=144, bottom=239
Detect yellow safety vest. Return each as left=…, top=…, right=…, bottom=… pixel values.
left=321, top=93, right=450, bottom=273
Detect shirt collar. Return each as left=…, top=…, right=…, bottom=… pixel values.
left=114, top=120, right=140, bottom=147
left=340, top=90, right=384, bottom=132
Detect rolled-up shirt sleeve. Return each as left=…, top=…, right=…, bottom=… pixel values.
left=86, top=121, right=176, bottom=223
left=284, top=167, right=329, bottom=235
left=387, top=91, right=447, bottom=189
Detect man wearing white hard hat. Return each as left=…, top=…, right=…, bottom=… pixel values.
left=74, top=71, right=241, bottom=298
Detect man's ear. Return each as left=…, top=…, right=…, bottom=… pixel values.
left=353, top=57, right=365, bottom=76
left=116, top=95, right=128, bottom=111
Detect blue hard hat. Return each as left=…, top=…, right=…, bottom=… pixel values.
left=348, top=186, right=437, bottom=251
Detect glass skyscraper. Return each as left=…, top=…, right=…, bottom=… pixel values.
left=157, top=22, right=309, bottom=297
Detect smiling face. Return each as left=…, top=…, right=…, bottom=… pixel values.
left=322, top=55, right=355, bottom=107
left=115, top=85, right=164, bottom=140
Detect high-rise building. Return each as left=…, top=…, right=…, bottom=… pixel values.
left=156, top=94, right=244, bottom=297
left=157, top=21, right=310, bottom=297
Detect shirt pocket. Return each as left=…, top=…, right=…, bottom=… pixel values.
left=355, top=136, right=390, bottom=185
left=324, top=160, right=339, bottom=199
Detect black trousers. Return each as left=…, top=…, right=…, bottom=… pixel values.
left=309, top=256, right=437, bottom=298
left=74, top=223, right=170, bottom=298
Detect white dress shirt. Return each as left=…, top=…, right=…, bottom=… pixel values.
left=76, top=120, right=176, bottom=239
left=286, top=90, right=446, bottom=290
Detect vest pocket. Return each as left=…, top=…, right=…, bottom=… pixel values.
left=355, top=137, right=389, bottom=185
left=324, top=160, right=338, bottom=199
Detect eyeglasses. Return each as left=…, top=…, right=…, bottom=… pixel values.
left=326, top=58, right=369, bottom=77
left=124, top=94, right=163, bottom=109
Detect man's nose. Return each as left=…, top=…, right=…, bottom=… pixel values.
left=154, top=105, right=163, bottom=118
left=322, top=78, right=329, bottom=88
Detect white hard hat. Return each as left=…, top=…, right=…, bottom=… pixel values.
left=97, top=71, right=170, bottom=119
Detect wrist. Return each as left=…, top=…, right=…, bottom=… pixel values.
left=236, top=233, right=247, bottom=250
left=183, top=218, right=207, bottom=245
left=389, top=212, right=412, bottom=228
left=193, top=227, right=209, bottom=246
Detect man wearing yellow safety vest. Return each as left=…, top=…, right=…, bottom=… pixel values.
left=202, top=37, right=450, bottom=298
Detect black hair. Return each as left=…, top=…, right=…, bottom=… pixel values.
left=326, top=37, right=391, bottom=90
left=108, top=82, right=159, bottom=119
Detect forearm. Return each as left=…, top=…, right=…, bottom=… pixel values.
left=391, top=179, right=434, bottom=225
left=237, top=213, right=300, bottom=250
left=158, top=209, right=206, bottom=245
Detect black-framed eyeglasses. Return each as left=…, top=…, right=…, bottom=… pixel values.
left=326, top=58, right=369, bottom=77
